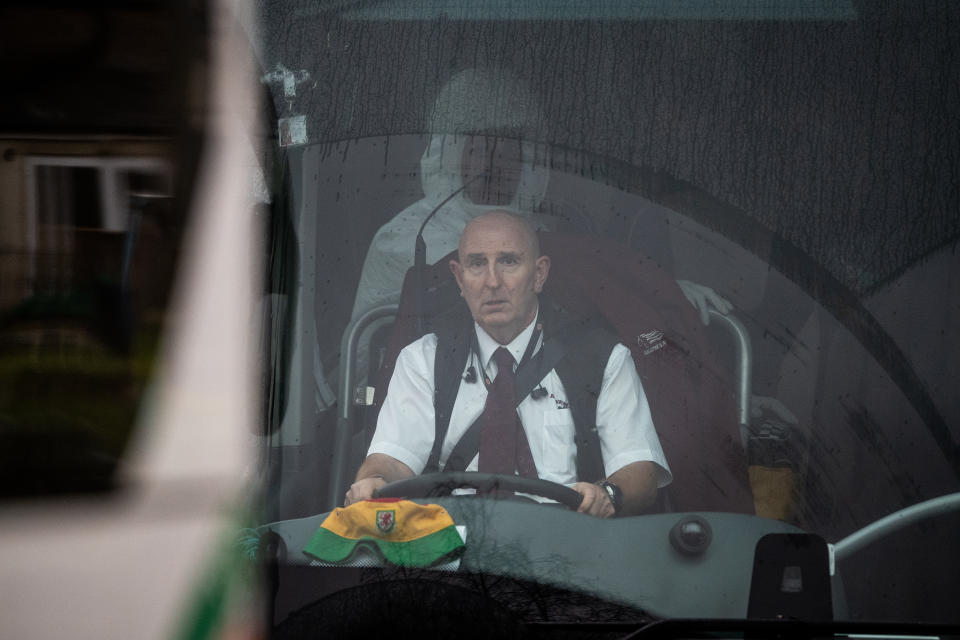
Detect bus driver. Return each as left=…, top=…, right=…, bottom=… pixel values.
left=346, top=211, right=671, bottom=518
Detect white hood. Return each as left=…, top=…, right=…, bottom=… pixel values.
left=419, top=68, right=550, bottom=218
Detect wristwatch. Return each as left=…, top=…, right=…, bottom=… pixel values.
left=597, top=480, right=623, bottom=515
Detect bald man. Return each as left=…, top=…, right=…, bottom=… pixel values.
left=347, top=211, right=671, bottom=517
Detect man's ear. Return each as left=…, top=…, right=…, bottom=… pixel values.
left=534, top=255, right=551, bottom=293
left=449, top=259, right=465, bottom=294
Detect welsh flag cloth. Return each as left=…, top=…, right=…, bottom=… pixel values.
left=304, top=498, right=465, bottom=567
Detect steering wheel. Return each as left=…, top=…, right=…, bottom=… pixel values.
left=373, top=472, right=584, bottom=510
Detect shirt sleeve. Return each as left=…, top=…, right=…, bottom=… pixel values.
left=366, top=334, right=439, bottom=474
left=596, top=344, right=672, bottom=487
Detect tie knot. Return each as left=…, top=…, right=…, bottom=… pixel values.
left=493, top=347, right=515, bottom=372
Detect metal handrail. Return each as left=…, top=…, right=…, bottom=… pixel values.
left=834, top=491, right=960, bottom=562
left=327, top=304, right=399, bottom=510
left=707, top=309, right=753, bottom=450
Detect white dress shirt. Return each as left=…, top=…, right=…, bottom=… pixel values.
left=368, top=313, right=672, bottom=487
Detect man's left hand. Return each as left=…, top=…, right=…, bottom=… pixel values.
left=572, top=482, right=615, bottom=518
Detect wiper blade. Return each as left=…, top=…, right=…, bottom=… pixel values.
left=624, top=619, right=960, bottom=640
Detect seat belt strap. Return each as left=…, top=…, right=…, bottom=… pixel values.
left=444, top=336, right=568, bottom=473
left=426, top=322, right=471, bottom=473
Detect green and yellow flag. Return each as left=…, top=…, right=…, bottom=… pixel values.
left=304, top=498, right=464, bottom=567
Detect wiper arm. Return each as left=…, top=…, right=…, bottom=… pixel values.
left=624, top=618, right=960, bottom=640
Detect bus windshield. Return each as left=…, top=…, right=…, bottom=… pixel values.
left=251, top=0, right=960, bottom=633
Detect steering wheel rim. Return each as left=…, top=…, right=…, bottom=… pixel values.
left=373, top=472, right=584, bottom=510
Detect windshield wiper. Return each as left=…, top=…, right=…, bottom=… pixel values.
left=624, top=619, right=960, bottom=640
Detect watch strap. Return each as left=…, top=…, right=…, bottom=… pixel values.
left=597, top=480, right=623, bottom=515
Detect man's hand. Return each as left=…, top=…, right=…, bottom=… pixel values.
left=572, top=482, right=615, bottom=518
left=344, top=453, right=415, bottom=506
left=344, top=476, right=387, bottom=506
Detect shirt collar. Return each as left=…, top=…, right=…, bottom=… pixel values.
left=475, top=307, right=540, bottom=372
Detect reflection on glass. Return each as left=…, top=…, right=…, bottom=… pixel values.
left=0, top=147, right=175, bottom=496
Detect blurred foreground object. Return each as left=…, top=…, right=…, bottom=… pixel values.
left=0, top=1, right=265, bottom=638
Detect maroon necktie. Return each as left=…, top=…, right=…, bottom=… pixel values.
left=478, top=347, right=538, bottom=477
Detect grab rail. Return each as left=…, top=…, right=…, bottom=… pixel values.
left=707, top=309, right=753, bottom=450
left=327, top=304, right=399, bottom=510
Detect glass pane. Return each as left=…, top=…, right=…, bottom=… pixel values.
left=253, top=0, right=960, bottom=630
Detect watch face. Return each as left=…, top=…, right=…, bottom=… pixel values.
left=601, top=482, right=622, bottom=514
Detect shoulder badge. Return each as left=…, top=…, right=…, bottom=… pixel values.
left=637, top=329, right=666, bottom=356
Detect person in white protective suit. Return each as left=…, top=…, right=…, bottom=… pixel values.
left=351, top=68, right=552, bottom=322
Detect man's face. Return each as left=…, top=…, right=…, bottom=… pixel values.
left=450, top=213, right=550, bottom=344
left=460, top=135, right=523, bottom=206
